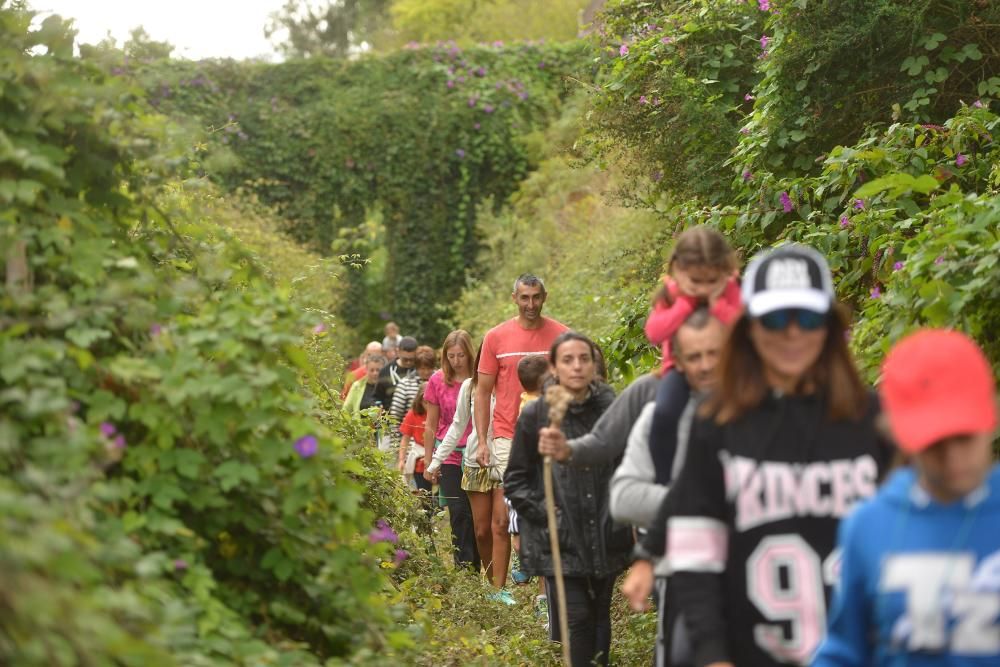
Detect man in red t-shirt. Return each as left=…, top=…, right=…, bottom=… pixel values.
left=475, top=274, right=568, bottom=588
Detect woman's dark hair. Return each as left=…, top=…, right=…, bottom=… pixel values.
left=412, top=383, right=427, bottom=417
left=548, top=331, right=603, bottom=385
left=702, top=303, right=868, bottom=424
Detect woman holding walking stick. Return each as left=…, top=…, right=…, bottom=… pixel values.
left=504, top=331, right=632, bottom=667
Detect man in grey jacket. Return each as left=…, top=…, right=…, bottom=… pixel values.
left=615, top=307, right=725, bottom=667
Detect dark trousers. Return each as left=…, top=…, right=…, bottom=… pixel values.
left=650, top=369, right=691, bottom=486
left=654, top=576, right=693, bottom=667
left=413, top=472, right=434, bottom=534
left=545, top=575, right=615, bottom=667
left=439, top=463, right=480, bottom=572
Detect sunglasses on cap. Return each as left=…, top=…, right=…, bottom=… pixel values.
left=756, top=308, right=827, bottom=331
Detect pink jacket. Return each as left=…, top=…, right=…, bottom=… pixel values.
left=644, top=276, right=743, bottom=370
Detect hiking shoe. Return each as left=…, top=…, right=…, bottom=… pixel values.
left=534, top=594, right=549, bottom=628
left=488, top=589, right=517, bottom=606
left=510, top=551, right=531, bottom=584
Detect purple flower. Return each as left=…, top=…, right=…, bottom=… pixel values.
left=853, top=198, right=865, bottom=210
left=839, top=215, right=850, bottom=228
left=149, top=323, right=163, bottom=337
left=393, top=549, right=409, bottom=565
left=973, top=99, right=984, bottom=109
left=934, top=255, right=945, bottom=265
left=537, top=61, right=546, bottom=69
left=492, top=40, right=504, bottom=48
left=446, top=79, right=455, bottom=89
left=483, top=104, right=495, bottom=114
left=174, top=559, right=189, bottom=571
left=893, top=261, right=904, bottom=271
left=100, top=422, right=116, bottom=437
left=475, top=66, right=486, bottom=77
left=780, top=191, right=794, bottom=213
left=652, top=97, right=661, bottom=106
left=652, top=171, right=663, bottom=182
left=467, top=97, right=477, bottom=108
left=742, top=170, right=753, bottom=182
left=955, top=153, right=967, bottom=167
left=870, top=286, right=882, bottom=299
left=758, top=0, right=771, bottom=10
left=760, top=35, right=770, bottom=50
left=312, top=323, right=326, bottom=334
left=112, top=435, right=127, bottom=449
left=619, top=44, right=629, bottom=57
left=740, top=127, right=750, bottom=135
left=455, top=148, right=466, bottom=159
left=294, top=435, right=318, bottom=458
left=369, top=519, right=399, bottom=544
left=639, top=95, right=648, bottom=105
left=473, top=122, right=481, bottom=130
left=745, top=93, right=755, bottom=101
left=660, top=36, right=673, bottom=45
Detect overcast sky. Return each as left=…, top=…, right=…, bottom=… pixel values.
left=30, top=0, right=288, bottom=60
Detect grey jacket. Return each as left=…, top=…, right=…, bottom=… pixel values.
left=567, top=372, right=660, bottom=466
left=609, top=397, right=698, bottom=576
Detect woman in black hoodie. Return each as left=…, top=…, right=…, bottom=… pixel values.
left=504, top=331, right=632, bottom=667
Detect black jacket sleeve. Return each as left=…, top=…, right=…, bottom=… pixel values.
left=503, top=401, right=547, bottom=525
left=644, top=415, right=732, bottom=667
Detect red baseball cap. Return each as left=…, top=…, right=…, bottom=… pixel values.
left=880, top=329, right=997, bottom=453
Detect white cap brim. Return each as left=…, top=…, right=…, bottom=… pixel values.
left=747, top=289, right=831, bottom=317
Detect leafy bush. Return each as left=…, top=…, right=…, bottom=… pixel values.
left=0, top=7, right=415, bottom=663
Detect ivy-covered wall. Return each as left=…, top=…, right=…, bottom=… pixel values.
left=124, top=43, right=587, bottom=344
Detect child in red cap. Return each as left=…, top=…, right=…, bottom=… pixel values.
left=816, top=329, right=999, bottom=667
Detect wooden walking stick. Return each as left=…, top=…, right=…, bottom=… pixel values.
left=544, top=384, right=573, bottom=667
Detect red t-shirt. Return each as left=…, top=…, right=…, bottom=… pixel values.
left=400, top=408, right=427, bottom=473
left=478, top=316, right=568, bottom=439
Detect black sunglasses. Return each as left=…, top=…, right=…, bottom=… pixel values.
left=757, top=308, right=827, bottom=331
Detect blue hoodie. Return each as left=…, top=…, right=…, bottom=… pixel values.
left=815, top=465, right=1000, bottom=667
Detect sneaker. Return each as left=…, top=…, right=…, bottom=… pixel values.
left=534, top=594, right=549, bottom=629
left=487, top=589, right=517, bottom=606
left=510, top=551, right=531, bottom=584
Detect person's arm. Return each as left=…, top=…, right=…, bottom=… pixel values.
left=813, top=515, right=871, bottom=667
left=428, top=381, right=471, bottom=475
left=708, top=277, right=743, bottom=326
left=644, top=288, right=698, bottom=347
left=474, top=372, right=496, bottom=455
left=609, top=403, right=666, bottom=528
left=422, top=401, right=440, bottom=480
left=502, top=403, right=546, bottom=525
left=398, top=432, right=411, bottom=471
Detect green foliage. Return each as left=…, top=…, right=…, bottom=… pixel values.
left=737, top=0, right=1000, bottom=175
left=389, top=0, right=591, bottom=47
left=587, top=0, right=765, bottom=200
left=265, top=0, right=394, bottom=58
left=123, top=43, right=585, bottom=345
left=0, top=6, right=417, bottom=663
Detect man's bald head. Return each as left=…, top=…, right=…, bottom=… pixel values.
left=672, top=308, right=724, bottom=394
left=363, top=341, right=382, bottom=362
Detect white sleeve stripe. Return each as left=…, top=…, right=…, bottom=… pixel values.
left=667, top=516, right=728, bottom=573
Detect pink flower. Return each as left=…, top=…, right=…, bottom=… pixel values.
left=660, top=36, right=673, bottom=45
left=467, top=97, right=477, bottom=108
left=639, top=95, right=648, bottom=105
left=312, top=323, right=326, bottom=334
left=780, top=191, right=793, bottom=213
left=870, top=286, right=882, bottom=299
left=955, top=153, right=967, bottom=167
left=150, top=323, right=163, bottom=336
left=758, top=0, right=771, bottom=10
left=893, top=261, right=904, bottom=271
left=839, top=215, right=850, bottom=228
left=619, top=44, right=629, bottom=57
left=99, top=422, right=116, bottom=437
left=745, top=93, right=755, bottom=101
left=446, top=80, right=454, bottom=89
left=934, top=256, right=945, bottom=265
left=760, top=35, right=770, bottom=50
left=853, top=198, right=865, bottom=210
left=393, top=549, right=409, bottom=565
left=973, top=100, right=984, bottom=108
left=112, top=435, right=127, bottom=449
left=740, top=127, right=750, bottom=135
left=174, top=559, right=189, bottom=571
left=742, top=170, right=753, bottom=182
